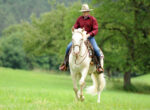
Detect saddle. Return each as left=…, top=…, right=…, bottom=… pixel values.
left=84, top=40, right=99, bottom=65
left=68, top=40, right=99, bottom=65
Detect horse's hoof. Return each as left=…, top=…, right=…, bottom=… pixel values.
left=80, top=95, right=85, bottom=102
left=77, top=91, right=81, bottom=99
left=97, top=100, right=100, bottom=103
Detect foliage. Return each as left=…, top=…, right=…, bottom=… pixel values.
left=0, top=0, right=51, bottom=36
left=21, top=2, right=81, bottom=69
left=0, top=0, right=87, bottom=36
left=0, top=32, right=28, bottom=69
left=0, top=24, right=53, bottom=70
left=92, top=0, right=150, bottom=88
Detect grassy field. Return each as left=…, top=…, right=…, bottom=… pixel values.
left=0, top=67, right=150, bottom=110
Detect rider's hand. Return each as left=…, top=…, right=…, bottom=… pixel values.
left=86, top=34, right=90, bottom=38
left=72, top=26, right=75, bottom=32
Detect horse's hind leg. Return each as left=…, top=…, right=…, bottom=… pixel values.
left=97, top=73, right=106, bottom=103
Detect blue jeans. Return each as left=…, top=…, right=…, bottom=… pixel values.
left=66, top=36, right=101, bottom=57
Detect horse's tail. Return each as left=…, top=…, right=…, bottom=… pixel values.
left=86, top=73, right=106, bottom=95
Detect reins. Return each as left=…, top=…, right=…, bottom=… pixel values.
left=72, top=31, right=89, bottom=65
left=74, top=42, right=88, bottom=65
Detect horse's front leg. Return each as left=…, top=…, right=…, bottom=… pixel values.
left=71, top=70, right=79, bottom=100
left=79, top=68, right=88, bottom=101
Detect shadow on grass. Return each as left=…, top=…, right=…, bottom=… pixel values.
left=106, top=78, right=150, bottom=94
left=128, top=83, right=150, bottom=94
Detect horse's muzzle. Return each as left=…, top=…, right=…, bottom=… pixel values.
left=73, top=45, right=80, bottom=55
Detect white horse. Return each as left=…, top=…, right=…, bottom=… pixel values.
left=69, top=28, right=106, bottom=103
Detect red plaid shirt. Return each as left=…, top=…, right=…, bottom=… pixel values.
left=74, top=15, right=98, bottom=36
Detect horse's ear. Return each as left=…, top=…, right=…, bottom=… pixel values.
left=71, top=28, right=74, bottom=34
left=82, top=28, right=85, bottom=32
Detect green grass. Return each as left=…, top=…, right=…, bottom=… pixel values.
left=132, top=74, right=150, bottom=84
left=0, top=67, right=150, bottom=110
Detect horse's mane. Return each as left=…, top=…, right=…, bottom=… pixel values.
left=74, top=28, right=87, bottom=36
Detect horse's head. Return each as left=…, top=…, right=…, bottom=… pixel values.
left=72, top=28, right=87, bottom=55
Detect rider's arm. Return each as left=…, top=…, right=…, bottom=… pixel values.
left=74, top=17, right=80, bottom=29
left=89, top=17, right=98, bottom=36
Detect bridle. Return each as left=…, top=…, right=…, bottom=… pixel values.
left=72, top=31, right=84, bottom=56
left=72, top=31, right=88, bottom=65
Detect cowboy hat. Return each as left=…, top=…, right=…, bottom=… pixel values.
left=79, top=4, right=93, bottom=12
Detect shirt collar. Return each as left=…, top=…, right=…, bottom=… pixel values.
left=82, top=15, right=90, bottom=19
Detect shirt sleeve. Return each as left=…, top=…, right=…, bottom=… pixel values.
left=89, top=17, right=98, bottom=36
left=74, top=17, right=80, bottom=29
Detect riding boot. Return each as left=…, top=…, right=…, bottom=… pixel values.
left=96, top=56, right=104, bottom=73
left=59, top=53, right=69, bottom=71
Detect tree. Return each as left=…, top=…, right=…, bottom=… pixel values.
left=22, top=2, right=81, bottom=69
left=93, top=0, right=150, bottom=89
left=0, top=32, right=29, bottom=69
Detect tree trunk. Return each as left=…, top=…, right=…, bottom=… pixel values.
left=124, top=71, right=131, bottom=89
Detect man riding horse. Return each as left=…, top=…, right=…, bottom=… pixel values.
left=59, top=4, right=104, bottom=73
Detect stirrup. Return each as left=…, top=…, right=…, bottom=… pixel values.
left=59, top=63, right=67, bottom=71
left=96, top=65, right=104, bottom=73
